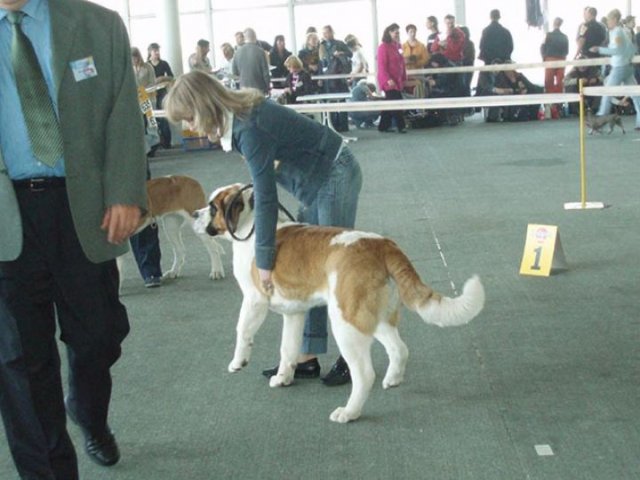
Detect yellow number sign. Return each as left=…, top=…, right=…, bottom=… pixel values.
left=520, top=224, right=568, bottom=277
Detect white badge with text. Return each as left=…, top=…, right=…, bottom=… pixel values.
left=70, top=56, right=98, bottom=82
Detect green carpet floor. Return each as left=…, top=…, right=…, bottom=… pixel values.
left=1, top=114, right=638, bottom=480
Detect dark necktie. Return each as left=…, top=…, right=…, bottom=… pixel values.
left=8, top=11, right=63, bottom=167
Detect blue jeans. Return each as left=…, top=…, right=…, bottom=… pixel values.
left=598, top=64, right=640, bottom=128
left=350, top=111, right=379, bottom=126
left=297, top=146, right=363, bottom=354
left=130, top=224, right=162, bottom=281
left=130, top=163, right=162, bottom=281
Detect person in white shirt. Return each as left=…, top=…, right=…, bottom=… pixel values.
left=590, top=8, right=640, bottom=129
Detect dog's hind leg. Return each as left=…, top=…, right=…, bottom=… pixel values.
left=116, top=254, right=126, bottom=293
left=374, top=317, right=409, bottom=390
left=228, top=294, right=269, bottom=373
left=329, top=307, right=375, bottom=423
left=270, top=312, right=305, bottom=387
left=618, top=119, right=626, bottom=134
left=160, top=214, right=186, bottom=279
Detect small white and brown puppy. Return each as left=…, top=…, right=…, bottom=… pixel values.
left=193, top=184, right=484, bottom=423
left=586, top=111, right=626, bottom=135
left=119, top=175, right=225, bottom=284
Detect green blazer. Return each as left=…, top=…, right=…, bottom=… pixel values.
left=0, top=0, right=147, bottom=263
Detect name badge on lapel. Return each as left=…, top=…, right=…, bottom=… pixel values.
left=70, top=56, right=98, bottom=82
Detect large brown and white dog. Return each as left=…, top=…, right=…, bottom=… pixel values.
left=118, top=175, right=225, bottom=283
left=194, top=184, right=484, bottom=423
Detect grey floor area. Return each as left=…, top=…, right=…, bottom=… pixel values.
left=1, top=114, right=639, bottom=480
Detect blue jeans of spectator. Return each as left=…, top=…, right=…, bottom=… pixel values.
left=297, top=146, right=362, bottom=354
left=598, top=64, right=640, bottom=128
left=350, top=111, right=379, bottom=126
left=130, top=224, right=162, bottom=281
left=130, top=163, right=162, bottom=281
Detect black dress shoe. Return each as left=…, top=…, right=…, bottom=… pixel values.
left=85, top=430, right=120, bottom=467
left=262, top=358, right=321, bottom=379
left=65, top=398, right=120, bottom=467
left=321, top=356, right=351, bottom=386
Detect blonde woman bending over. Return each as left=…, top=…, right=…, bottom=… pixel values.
left=164, top=71, right=362, bottom=386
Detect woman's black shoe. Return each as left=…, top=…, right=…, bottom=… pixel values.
left=321, top=356, right=351, bottom=386
left=262, top=358, right=321, bottom=379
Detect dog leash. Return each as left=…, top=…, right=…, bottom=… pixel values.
left=224, top=183, right=296, bottom=242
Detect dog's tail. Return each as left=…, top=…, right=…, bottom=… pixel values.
left=383, top=241, right=484, bottom=327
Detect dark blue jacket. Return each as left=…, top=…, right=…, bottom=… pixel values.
left=232, top=100, right=343, bottom=268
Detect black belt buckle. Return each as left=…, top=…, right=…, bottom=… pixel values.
left=28, top=178, right=47, bottom=192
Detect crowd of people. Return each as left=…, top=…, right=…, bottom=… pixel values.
left=170, top=6, right=640, bottom=129
left=121, top=5, right=640, bottom=290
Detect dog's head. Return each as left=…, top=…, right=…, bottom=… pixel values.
left=192, top=183, right=255, bottom=240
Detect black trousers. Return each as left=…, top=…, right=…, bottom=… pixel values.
left=0, top=184, right=129, bottom=479
left=378, top=89, right=406, bottom=131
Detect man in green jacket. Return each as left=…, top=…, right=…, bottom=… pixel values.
left=0, top=0, right=147, bottom=477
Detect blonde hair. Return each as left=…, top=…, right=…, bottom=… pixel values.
left=284, top=55, right=303, bottom=70
left=164, top=71, right=265, bottom=137
left=220, top=42, right=234, bottom=60
left=305, top=32, right=319, bottom=49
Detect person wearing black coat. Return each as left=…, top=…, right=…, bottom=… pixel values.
left=269, top=35, right=291, bottom=89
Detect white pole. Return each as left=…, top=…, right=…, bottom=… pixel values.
left=371, top=0, right=379, bottom=88
left=158, top=0, right=183, bottom=75
left=454, top=0, right=466, bottom=26
left=288, top=0, right=297, bottom=55
left=120, top=0, right=130, bottom=33
left=205, top=0, right=215, bottom=70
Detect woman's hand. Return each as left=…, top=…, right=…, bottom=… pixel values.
left=258, top=268, right=274, bottom=295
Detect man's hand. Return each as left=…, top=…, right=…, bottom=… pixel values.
left=101, top=205, right=142, bottom=245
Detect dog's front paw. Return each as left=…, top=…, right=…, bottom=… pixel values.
left=209, top=269, right=225, bottom=280
left=228, top=358, right=248, bottom=372
left=382, top=373, right=404, bottom=390
left=269, top=373, right=294, bottom=387
left=163, top=269, right=178, bottom=280
left=329, top=406, right=360, bottom=424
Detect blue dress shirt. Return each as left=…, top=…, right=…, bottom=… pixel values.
left=0, top=0, right=66, bottom=179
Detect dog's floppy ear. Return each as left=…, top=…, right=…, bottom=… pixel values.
left=223, top=188, right=246, bottom=233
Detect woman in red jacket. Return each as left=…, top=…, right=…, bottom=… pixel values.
left=377, top=23, right=407, bottom=133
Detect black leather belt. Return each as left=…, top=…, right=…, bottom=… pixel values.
left=12, top=177, right=66, bottom=192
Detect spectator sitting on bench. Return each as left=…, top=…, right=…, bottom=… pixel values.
left=424, top=53, right=466, bottom=125
left=281, top=55, right=316, bottom=104
left=425, top=53, right=466, bottom=98
left=490, top=60, right=543, bottom=121
left=564, top=53, right=603, bottom=114
left=349, top=79, right=380, bottom=128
